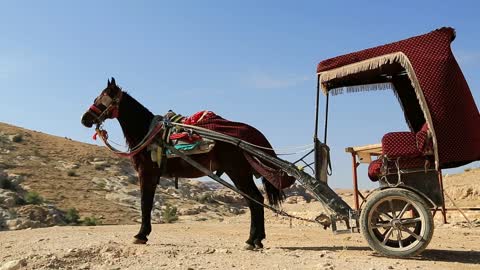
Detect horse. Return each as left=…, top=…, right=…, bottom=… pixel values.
left=81, top=78, right=285, bottom=249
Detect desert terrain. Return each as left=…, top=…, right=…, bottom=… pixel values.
left=1, top=122, right=479, bottom=270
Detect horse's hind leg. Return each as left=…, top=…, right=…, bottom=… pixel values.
left=226, top=170, right=266, bottom=250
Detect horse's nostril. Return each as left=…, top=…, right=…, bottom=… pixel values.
left=81, top=113, right=94, bottom=128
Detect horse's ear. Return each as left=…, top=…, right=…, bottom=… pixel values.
left=107, top=78, right=111, bottom=86
left=111, top=77, right=116, bottom=86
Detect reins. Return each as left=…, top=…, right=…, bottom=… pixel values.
left=94, top=116, right=164, bottom=158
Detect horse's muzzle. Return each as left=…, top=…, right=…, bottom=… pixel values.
left=81, top=112, right=95, bottom=128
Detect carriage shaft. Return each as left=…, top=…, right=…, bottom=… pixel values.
left=172, top=124, right=353, bottom=219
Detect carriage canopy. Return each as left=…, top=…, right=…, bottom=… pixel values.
left=316, top=27, right=480, bottom=169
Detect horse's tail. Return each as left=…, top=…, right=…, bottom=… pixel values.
left=262, top=177, right=285, bottom=207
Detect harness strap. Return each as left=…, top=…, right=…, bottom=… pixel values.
left=95, top=116, right=164, bottom=158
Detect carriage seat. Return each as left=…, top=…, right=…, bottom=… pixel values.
left=368, top=123, right=434, bottom=181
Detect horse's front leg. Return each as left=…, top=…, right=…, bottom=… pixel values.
left=133, top=169, right=158, bottom=244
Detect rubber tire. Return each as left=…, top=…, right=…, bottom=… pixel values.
left=360, top=188, right=434, bottom=258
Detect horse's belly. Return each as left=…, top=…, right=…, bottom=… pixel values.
left=164, top=151, right=218, bottom=178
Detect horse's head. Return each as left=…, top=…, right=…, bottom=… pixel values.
left=81, top=77, right=123, bottom=128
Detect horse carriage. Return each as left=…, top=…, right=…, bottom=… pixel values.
left=81, top=27, right=479, bottom=258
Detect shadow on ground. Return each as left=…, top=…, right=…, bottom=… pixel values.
left=280, top=246, right=371, bottom=252
left=409, top=249, right=480, bottom=264
left=281, top=246, right=480, bottom=265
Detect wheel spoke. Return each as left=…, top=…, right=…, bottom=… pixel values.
left=374, top=208, right=393, bottom=221
left=388, top=200, right=397, bottom=219
left=397, top=229, right=403, bottom=248
left=398, top=202, right=411, bottom=219
left=372, top=222, right=392, bottom=229
left=400, top=217, right=422, bottom=226
left=401, top=227, right=423, bottom=241
left=382, top=228, right=394, bottom=245
left=380, top=212, right=393, bottom=221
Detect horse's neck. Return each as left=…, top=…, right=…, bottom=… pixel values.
left=117, top=93, right=154, bottom=149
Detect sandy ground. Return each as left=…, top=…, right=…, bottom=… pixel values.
left=1, top=213, right=479, bottom=270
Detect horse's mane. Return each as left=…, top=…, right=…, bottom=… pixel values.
left=117, top=91, right=155, bottom=151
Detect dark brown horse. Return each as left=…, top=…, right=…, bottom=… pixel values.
left=81, top=78, right=284, bottom=249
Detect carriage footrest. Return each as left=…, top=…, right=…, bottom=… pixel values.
left=330, top=211, right=360, bottom=234
left=333, top=229, right=354, bottom=235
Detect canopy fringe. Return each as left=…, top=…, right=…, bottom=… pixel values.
left=318, top=52, right=407, bottom=92
left=330, top=82, right=394, bottom=96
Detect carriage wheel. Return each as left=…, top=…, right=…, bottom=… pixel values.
left=359, top=188, right=434, bottom=257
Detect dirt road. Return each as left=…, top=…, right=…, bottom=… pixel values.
left=1, top=214, right=479, bottom=270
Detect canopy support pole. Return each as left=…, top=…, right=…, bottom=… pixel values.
left=314, top=74, right=321, bottom=140
left=314, top=76, right=331, bottom=183
left=323, top=92, right=330, bottom=144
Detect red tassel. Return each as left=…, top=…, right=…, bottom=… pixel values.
left=93, top=132, right=98, bottom=140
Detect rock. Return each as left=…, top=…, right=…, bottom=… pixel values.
left=0, top=190, right=18, bottom=208
left=203, top=248, right=216, bottom=254
left=6, top=218, right=36, bottom=230
left=105, top=193, right=139, bottom=206
left=0, top=259, right=26, bottom=270
left=78, top=263, right=90, bottom=270
left=90, top=160, right=109, bottom=167
left=0, top=170, right=8, bottom=181
left=229, top=207, right=244, bottom=215
left=6, top=205, right=66, bottom=229
left=179, top=207, right=200, bottom=215
left=286, top=195, right=307, bottom=204
left=211, top=190, right=246, bottom=206
left=7, top=134, right=23, bottom=143
left=285, top=196, right=297, bottom=204
left=283, top=183, right=315, bottom=202
left=125, top=189, right=141, bottom=197
left=7, top=173, right=24, bottom=185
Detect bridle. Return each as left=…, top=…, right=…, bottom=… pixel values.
left=88, top=90, right=123, bottom=125
left=88, top=90, right=165, bottom=158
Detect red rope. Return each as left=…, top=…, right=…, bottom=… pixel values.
left=95, top=123, right=164, bottom=158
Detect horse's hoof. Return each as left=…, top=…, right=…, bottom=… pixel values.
left=254, top=243, right=263, bottom=250
left=133, top=238, right=148, bottom=244
left=254, top=240, right=263, bottom=250
left=243, top=244, right=255, bottom=250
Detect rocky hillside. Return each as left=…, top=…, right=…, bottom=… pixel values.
left=0, top=122, right=249, bottom=230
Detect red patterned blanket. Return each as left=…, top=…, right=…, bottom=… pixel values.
left=184, top=111, right=296, bottom=189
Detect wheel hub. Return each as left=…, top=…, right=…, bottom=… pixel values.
left=391, top=219, right=402, bottom=229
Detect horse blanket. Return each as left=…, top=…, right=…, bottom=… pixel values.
left=182, top=111, right=296, bottom=189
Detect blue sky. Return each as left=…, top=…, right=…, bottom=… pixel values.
left=1, top=1, right=479, bottom=188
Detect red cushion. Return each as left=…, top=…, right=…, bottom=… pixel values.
left=382, top=132, right=422, bottom=158
left=385, top=157, right=433, bottom=170
left=368, top=157, right=434, bottom=182
left=368, top=159, right=383, bottom=181
left=416, top=123, right=433, bottom=155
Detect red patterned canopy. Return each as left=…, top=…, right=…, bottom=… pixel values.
left=317, top=27, right=480, bottom=169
